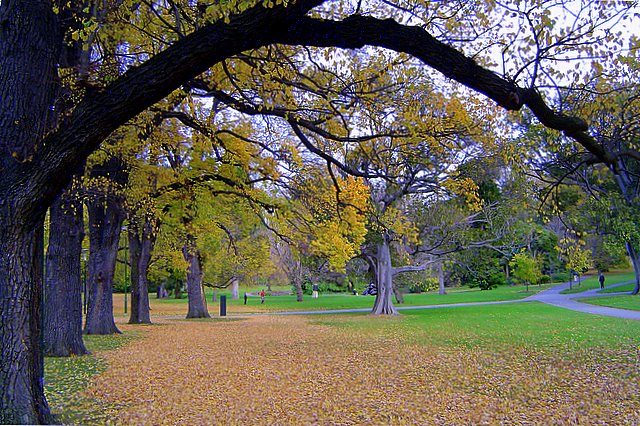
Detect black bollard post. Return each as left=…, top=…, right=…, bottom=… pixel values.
left=220, top=295, right=227, bottom=317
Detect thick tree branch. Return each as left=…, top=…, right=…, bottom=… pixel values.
left=18, top=4, right=619, bottom=218
left=279, top=15, right=615, bottom=166
left=21, top=0, right=323, bottom=214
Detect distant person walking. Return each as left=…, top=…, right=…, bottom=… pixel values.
left=599, top=273, right=605, bottom=289
left=312, top=282, right=319, bottom=299
left=260, top=290, right=265, bottom=304
left=244, top=292, right=248, bottom=305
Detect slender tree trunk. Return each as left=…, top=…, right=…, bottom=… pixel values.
left=613, top=168, right=640, bottom=295
left=182, top=240, right=211, bottom=318
left=231, top=278, right=240, bottom=300
left=438, top=261, right=446, bottom=295
left=44, top=191, right=89, bottom=356
left=127, top=218, right=157, bottom=324
left=84, top=197, right=124, bottom=334
left=371, top=236, right=399, bottom=315
left=626, top=242, right=640, bottom=295
left=294, top=272, right=304, bottom=302
left=393, top=282, right=404, bottom=304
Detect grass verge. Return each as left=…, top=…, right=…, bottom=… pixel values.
left=560, top=271, right=635, bottom=294
left=148, top=282, right=555, bottom=315
left=577, top=295, right=640, bottom=312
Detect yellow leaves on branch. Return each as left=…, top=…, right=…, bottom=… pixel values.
left=377, top=206, right=420, bottom=246
left=306, top=176, right=370, bottom=272
left=444, top=176, right=482, bottom=211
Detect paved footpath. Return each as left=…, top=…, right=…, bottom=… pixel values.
left=260, top=281, right=640, bottom=320
left=523, top=280, right=640, bottom=320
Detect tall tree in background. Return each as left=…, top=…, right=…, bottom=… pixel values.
left=44, top=177, right=89, bottom=356
left=83, top=155, right=128, bottom=335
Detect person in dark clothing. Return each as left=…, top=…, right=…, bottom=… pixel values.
left=599, top=273, right=605, bottom=289
left=244, top=292, right=248, bottom=305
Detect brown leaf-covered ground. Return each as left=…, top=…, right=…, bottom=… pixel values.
left=81, top=314, right=640, bottom=425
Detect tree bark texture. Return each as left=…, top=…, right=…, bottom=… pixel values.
left=294, top=274, right=305, bottom=303
left=0, top=1, right=60, bottom=422
left=182, top=240, right=211, bottom=318
left=0, top=215, right=54, bottom=424
left=44, top=191, right=88, bottom=356
left=371, top=237, right=399, bottom=316
left=84, top=197, right=125, bottom=334
left=393, top=281, right=405, bottom=304
left=127, top=217, right=157, bottom=324
left=84, top=156, right=128, bottom=334
left=438, top=261, right=446, bottom=295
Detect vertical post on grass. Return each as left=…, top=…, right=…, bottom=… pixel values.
left=220, top=295, right=227, bottom=317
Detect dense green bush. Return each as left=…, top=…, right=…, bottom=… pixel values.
left=468, top=271, right=505, bottom=290
left=551, top=272, right=571, bottom=283
left=300, top=280, right=346, bottom=295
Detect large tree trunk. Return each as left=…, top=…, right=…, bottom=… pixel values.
left=84, top=197, right=125, bottom=334
left=0, top=1, right=60, bottom=422
left=0, top=215, right=55, bottom=424
left=626, top=241, right=640, bottom=295
left=182, top=240, right=211, bottom=318
left=44, top=190, right=89, bottom=357
left=84, top=155, right=128, bottom=334
left=127, top=217, right=157, bottom=324
left=371, top=236, right=399, bottom=316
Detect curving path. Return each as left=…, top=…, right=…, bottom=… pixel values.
left=523, top=280, right=640, bottom=320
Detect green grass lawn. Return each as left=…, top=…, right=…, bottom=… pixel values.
left=156, top=282, right=556, bottom=313
left=599, top=281, right=637, bottom=293
left=559, top=271, right=636, bottom=294
left=313, top=301, right=640, bottom=352
left=577, top=295, right=640, bottom=311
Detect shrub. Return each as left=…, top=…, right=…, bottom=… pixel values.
left=300, top=280, right=346, bottom=294
left=408, top=277, right=439, bottom=293
left=468, top=271, right=505, bottom=290
left=551, top=272, right=571, bottom=283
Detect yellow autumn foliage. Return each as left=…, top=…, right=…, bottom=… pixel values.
left=443, top=176, right=483, bottom=212
left=290, top=172, right=370, bottom=272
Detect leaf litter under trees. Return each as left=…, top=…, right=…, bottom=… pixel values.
left=44, top=314, right=640, bottom=425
